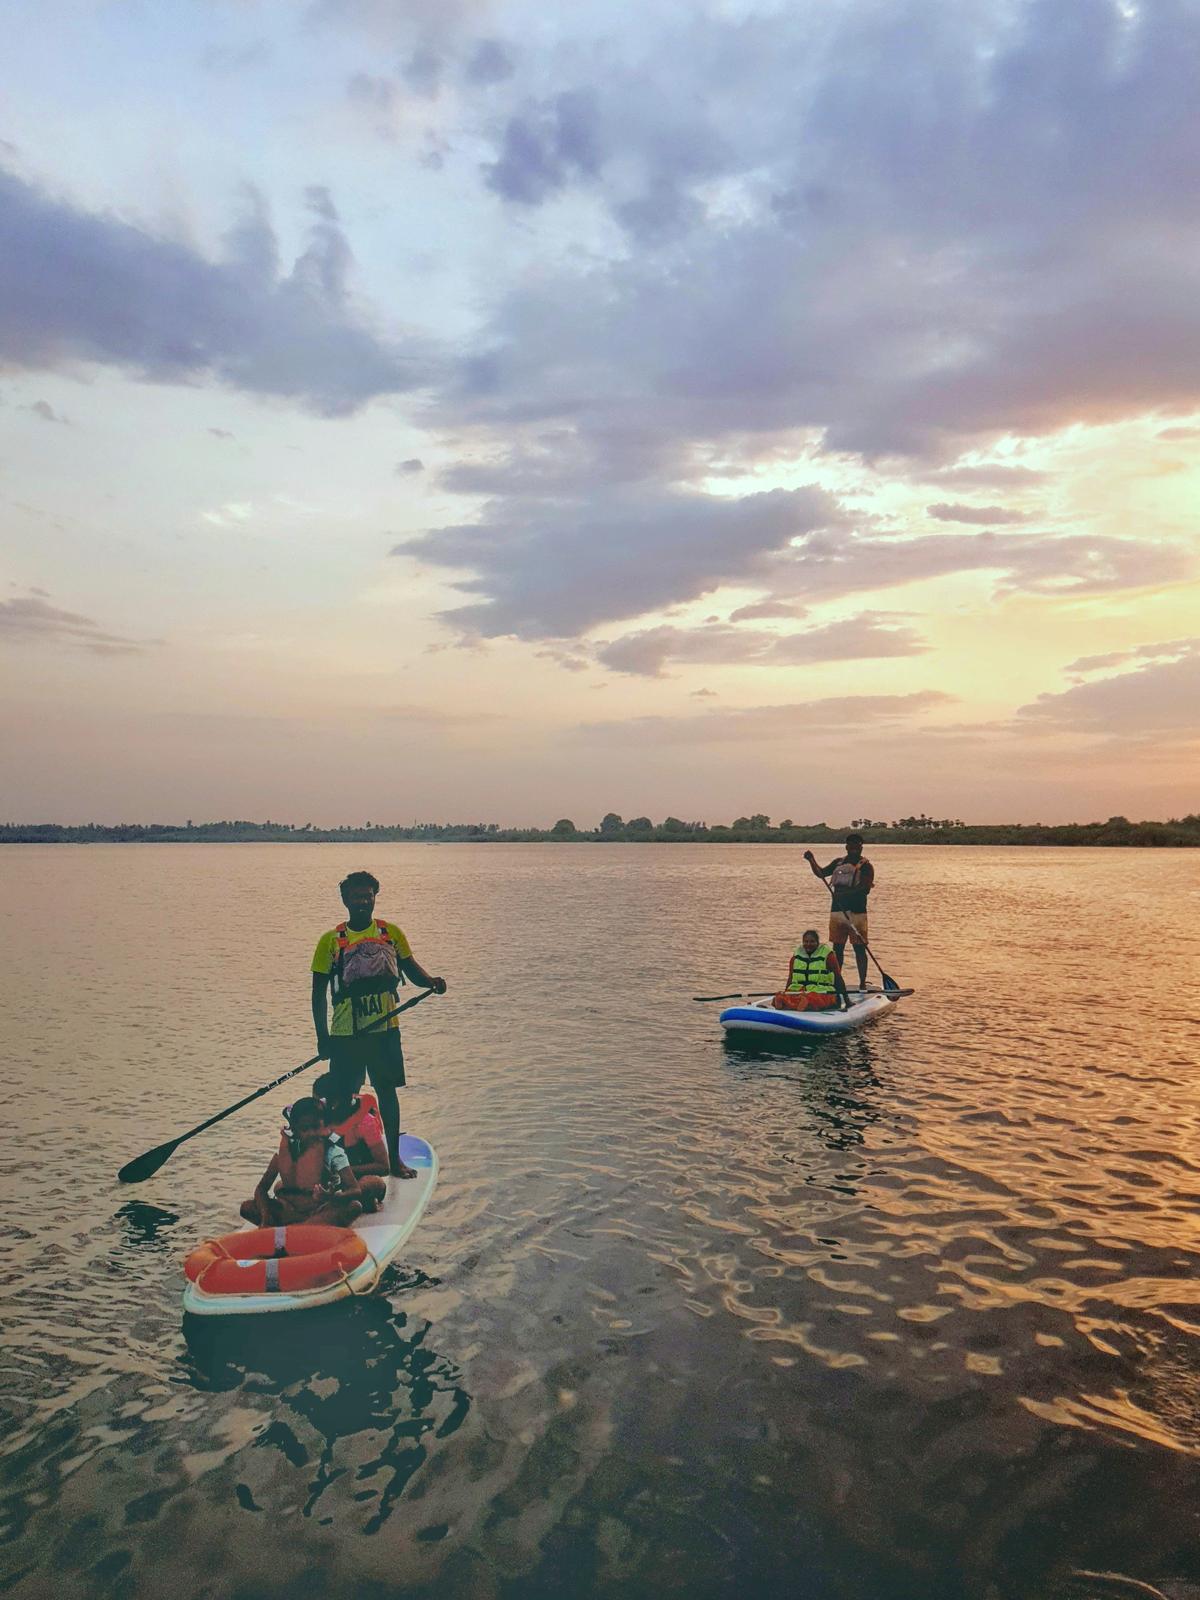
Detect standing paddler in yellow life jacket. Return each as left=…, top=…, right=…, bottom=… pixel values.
left=311, top=870, right=447, bottom=1182
left=805, top=832, right=875, bottom=991
left=773, top=929, right=851, bottom=1012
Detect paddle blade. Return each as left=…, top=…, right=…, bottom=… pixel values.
left=881, top=973, right=900, bottom=991
left=118, top=1139, right=180, bottom=1185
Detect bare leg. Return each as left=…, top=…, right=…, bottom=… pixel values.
left=853, top=942, right=869, bottom=988
left=356, top=1175, right=387, bottom=1212
left=375, top=1084, right=416, bottom=1179
left=307, top=1194, right=364, bottom=1226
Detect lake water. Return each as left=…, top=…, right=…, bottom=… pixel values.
left=2, top=843, right=1199, bottom=1600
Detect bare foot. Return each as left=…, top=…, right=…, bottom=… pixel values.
left=391, top=1159, right=417, bottom=1180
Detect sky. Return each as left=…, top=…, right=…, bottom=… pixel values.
left=1, top=0, right=1198, bottom=827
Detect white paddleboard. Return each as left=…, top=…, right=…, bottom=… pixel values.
left=719, top=990, right=898, bottom=1037
left=182, top=1133, right=438, bottom=1317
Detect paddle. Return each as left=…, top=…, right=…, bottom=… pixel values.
left=692, top=990, right=777, bottom=1002
left=117, top=988, right=435, bottom=1184
left=809, top=857, right=901, bottom=991
left=694, top=986, right=913, bottom=1003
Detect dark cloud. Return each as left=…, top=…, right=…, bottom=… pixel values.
left=208, top=427, right=235, bottom=441
left=403, top=47, right=443, bottom=97
left=1019, top=642, right=1200, bottom=732
left=0, top=595, right=153, bottom=654
left=483, top=90, right=603, bottom=205
left=395, top=485, right=845, bottom=638
left=465, top=39, right=514, bottom=86
left=396, top=457, right=425, bottom=474
left=596, top=612, right=927, bottom=677
left=926, top=503, right=1032, bottom=525
left=0, top=167, right=426, bottom=414
left=578, top=691, right=954, bottom=746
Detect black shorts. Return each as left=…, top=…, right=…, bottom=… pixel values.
left=329, top=1030, right=406, bottom=1094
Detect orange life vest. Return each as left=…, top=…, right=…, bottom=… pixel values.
left=327, top=1092, right=384, bottom=1163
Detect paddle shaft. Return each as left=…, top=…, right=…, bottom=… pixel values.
left=117, top=988, right=434, bottom=1183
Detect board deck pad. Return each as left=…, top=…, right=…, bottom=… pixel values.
left=182, top=1132, right=438, bottom=1317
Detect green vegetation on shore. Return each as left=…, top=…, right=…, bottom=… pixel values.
left=3, top=812, right=1198, bottom=846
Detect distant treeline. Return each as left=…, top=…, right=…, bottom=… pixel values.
left=3, top=812, right=1199, bottom=846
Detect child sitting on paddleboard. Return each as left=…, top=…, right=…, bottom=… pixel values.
left=240, top=1096, right=382, bottom=1227
left=313, top=1073, right=390, bottom=1208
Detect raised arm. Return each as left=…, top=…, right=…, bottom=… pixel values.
left=803, top=850, right=835, bottom=880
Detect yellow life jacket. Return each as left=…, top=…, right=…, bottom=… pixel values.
left=786, top=942, right=836, bottom=994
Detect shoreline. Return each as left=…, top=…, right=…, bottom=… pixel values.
left=3, top=824, right=1197, bottom=848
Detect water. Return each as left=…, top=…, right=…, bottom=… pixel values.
left=2, top=843, right=1199, bottom=1600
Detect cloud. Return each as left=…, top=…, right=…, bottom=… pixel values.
left=208, top=427, right=235, bottom=441
left=1157, top=426, right=1200, bottom=441
left=483, top=90, right=603, bottom=205
left=926, top=502, right=1032, bottom=525
left=396, top=457, right=425, bottom=474
left=419, top=0, right=1200, bottom=640
left=0, top=167, right=426, bottom=414
left=596, top=611, right=927, bottom=677
left=728, top=598, right=808, bottom=622
left=1063, top=638, right=1199, bottom=675
left=924, top=465, right=1048, bottom=490
left=24, top=399, right=69, bottom=424
left=395, top=484, right=845, bottom=638
left=465, top=39, right=514, bottom=86
left=579, top=691, right=954, bottom=746
left=0, top=595, right=153, bottom=654
left=1019, top=641, right=1200, bottom=733
left=761, top=529, right=1191, bottom=604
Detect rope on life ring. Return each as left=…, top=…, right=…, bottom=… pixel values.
left=183, top=1224, right=369, bottom=1296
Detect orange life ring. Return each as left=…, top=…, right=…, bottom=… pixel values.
left=183, top=1224, right=369, bottom=1296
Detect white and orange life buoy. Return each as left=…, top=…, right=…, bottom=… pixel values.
left=183, top=1224, right=368, bottom=1296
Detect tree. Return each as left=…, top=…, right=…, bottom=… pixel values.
left=780, top=819, right=794, bottom=830
left=599, top=812, right=624, bottom=835
left=627, top=816, right=653, bottom=831
left=551, top=818, right=576, bottom=836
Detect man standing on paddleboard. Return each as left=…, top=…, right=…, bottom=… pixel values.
left=804, top=833, right=874, bottom=991
left=311, top=870, right=446, bottom=1180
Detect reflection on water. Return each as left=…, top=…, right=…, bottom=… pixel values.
left=182, top=1286, right=471, bottom=1534
left=2, top=843, right=1200, bottom=1599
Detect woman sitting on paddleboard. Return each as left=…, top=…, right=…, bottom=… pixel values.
left=773, top=929, right=851, bottom=1012
left=239, top=1097, right=384, bottom=1228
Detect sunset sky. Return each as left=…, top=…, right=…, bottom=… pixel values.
left=2, top=0, right=1198, bottom=826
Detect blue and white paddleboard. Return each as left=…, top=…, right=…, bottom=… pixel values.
left=720, top=990, right=898, bottom=1038
left=182, top=1133, right=438, bottom=1317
